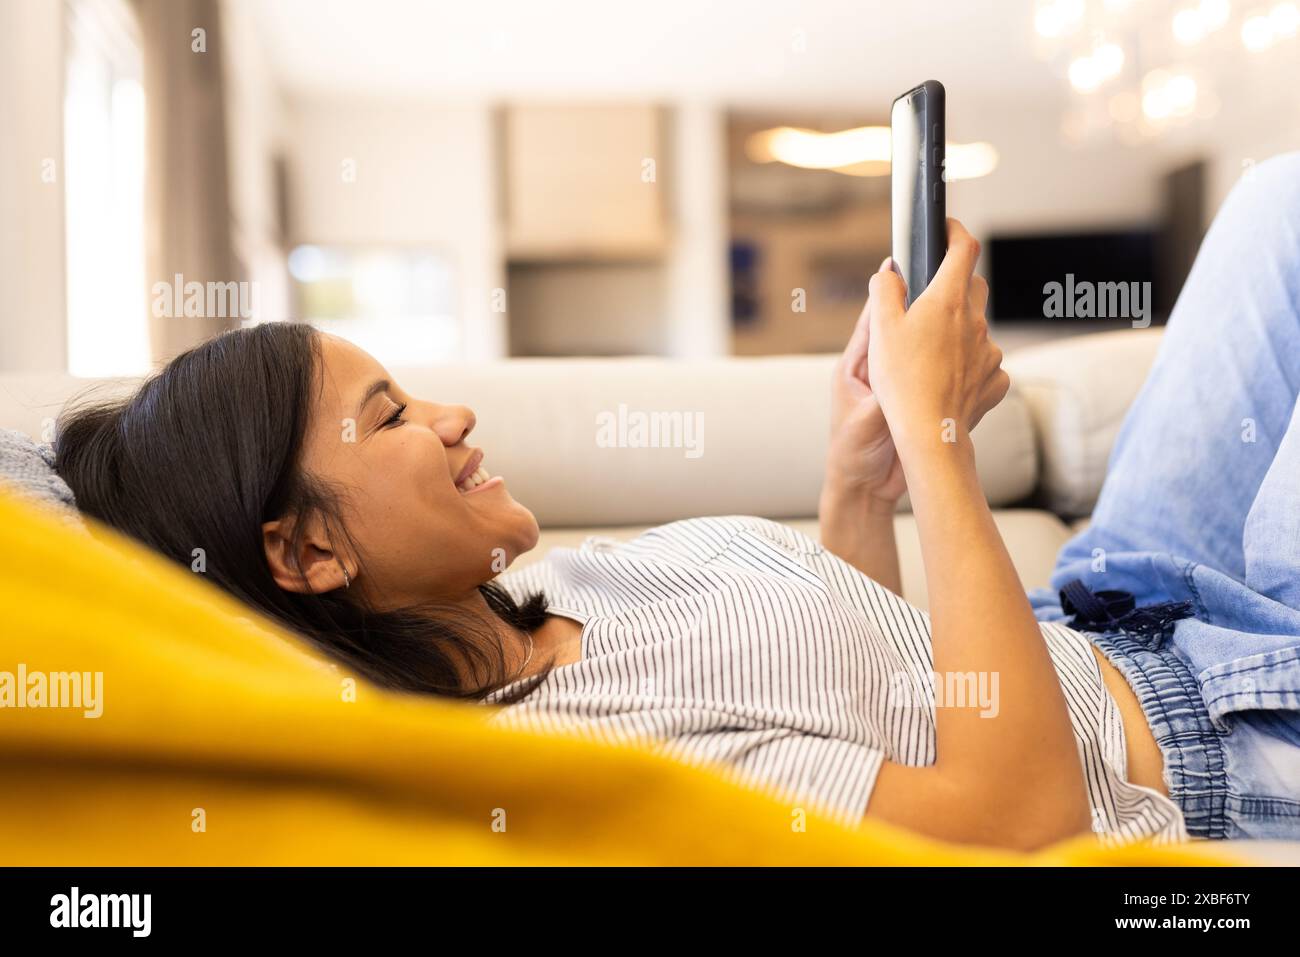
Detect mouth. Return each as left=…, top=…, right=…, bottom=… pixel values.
left=454, top=449, right=502, bottom=495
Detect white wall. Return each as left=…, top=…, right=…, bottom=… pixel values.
left=948, top=88, right=1300, bottom=250
left=284, top=96, right=506, bottom=359
left=1154, top=93, right=1300, bottom=222
left=281, top=97, right=736, bottom=361
left=947, top=95, right=1167, bottom=247
left=0, top=0, right=66, bottom=372
left=665, top=101, right=730, bottom=357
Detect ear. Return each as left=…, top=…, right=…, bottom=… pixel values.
left=261, top=513, right=349, bottom=594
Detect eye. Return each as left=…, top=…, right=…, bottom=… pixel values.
left=382, top=402, right=408, bottom=428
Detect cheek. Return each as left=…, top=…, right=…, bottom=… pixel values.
left=344, top=437, right=457, bottom=554
left=375, top=430, right=451, bottom=504
left=325, top=432, right=438, bottom=524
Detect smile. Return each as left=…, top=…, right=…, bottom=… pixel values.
left=457, top=464, right=493, bottom=494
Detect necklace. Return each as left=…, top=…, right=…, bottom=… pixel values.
left=520, top=630, right=535, bottom=672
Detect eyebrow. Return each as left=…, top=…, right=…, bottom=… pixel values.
left=354, top=378, right=391, bottom=423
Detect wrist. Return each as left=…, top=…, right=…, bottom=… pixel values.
left=894, top=432, right=983, bottom=516
left=819, top=470, right=903, bottom=596
left=889, top=409, right=977, bottom=467
left=821, top=468, right=901, bottom=517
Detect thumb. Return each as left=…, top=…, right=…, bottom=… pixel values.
left=867, top=257, right=907, bottom=323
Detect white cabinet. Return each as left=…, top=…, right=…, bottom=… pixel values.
left=502, top=104, right=668, bottom=260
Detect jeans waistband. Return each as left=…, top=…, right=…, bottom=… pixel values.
left=1082, top=626, right=1230, bottom=839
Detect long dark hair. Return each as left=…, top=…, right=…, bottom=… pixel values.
left=53, top=321, right=551, bottom=702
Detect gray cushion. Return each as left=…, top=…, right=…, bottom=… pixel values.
left=0, top=428, right=84, bottom=528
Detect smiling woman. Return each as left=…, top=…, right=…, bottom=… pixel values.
left=52, top=320, right=561, bottom=702
left=44, top=306, right=1175, bottom=851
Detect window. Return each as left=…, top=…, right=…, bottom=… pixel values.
left=286, top=245, right=460, bottom=365
left=63, top=0, right=148, bottom=376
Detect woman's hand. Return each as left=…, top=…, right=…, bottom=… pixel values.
left=864, top=220, right=1010, bottom=455
left=825, top=257, right=907, bottom=506
left=857, top=223, right=1089, bottom=850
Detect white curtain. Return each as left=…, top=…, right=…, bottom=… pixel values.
left=135, top=0, right=239, bottom=365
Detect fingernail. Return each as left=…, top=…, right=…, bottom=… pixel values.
left=879, top=256, right=892, bottom=273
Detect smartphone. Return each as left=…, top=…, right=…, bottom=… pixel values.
left=891, top=80, right=946, bottom=306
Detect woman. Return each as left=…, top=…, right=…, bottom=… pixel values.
left=53, top=154, right=1300, bottom=851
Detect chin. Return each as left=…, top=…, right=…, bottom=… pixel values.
left=514, top=507, right=541, bottom=554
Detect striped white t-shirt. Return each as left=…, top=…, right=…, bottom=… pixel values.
left=483, top=515, right=1187, bottom=845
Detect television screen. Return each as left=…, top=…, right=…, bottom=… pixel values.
left=987, top=230, right=1166, bottom=325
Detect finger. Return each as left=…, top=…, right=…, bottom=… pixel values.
left=867, top=262, right=907, bottom=325
left=842, top=305, right=871, bottom=374
left=987, top=368, right=1011, bottom=414
left=970, top=272, right=989, bottom=318
left=970, top=370, right=1009, bottom=431
left=837, top=260, right=889, bottom=353
left=980, top=366, right=1011, bottom=417
left=925, top=218, right=981, bottom=300
left=843, top=257, right=899, bottom=382
left=987, top=341, right=1004, bottom=374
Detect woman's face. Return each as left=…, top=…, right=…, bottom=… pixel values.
left=279, top=333, right=540, bottom=608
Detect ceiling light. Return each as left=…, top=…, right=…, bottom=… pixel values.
left=1069, top=56, right=1103, bottom=91
left=746, top=125, right=892, bottom=169
left=1241, top=11, right=1275, bottom=48
left=944, top=142, right=1000, bottom=180
left=1068, top=39, right=1125, bottom=91
left=1142, top=70, right=1199, bottom=119
left=1035, top=7, right=1067, bottom=37
left=1271, top=1, right=1300, bottom=35
left=1094, top=42, right=1125, bottom=74
left=1173, top=8, right=1207, bottom=43
left=1201, top=0, right=1232, bottom=30
left=1035, top=0, right=1086, bottom=38
left=1167, top=74, right=1198, bottom=111
left=1174, top=0, right=1233, bottom=43
left=746, top=126, right=998, bottom=180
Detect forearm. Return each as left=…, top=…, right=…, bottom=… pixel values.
left=818, top=478, right=902, bottom=595
left=894, top=423, right=1089, bottom=840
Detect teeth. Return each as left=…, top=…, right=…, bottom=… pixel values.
left=457, top=464, right=490, bottom=493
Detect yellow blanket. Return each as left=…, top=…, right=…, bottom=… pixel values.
left=0, top=484, right=1240, bottom=865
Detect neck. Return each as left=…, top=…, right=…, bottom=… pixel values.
left=461, top=586, right=534, bottom=677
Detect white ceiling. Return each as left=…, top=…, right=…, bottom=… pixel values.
left=241, top=0, right=1064, bottom=110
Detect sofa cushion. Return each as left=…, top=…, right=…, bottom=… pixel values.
left=1003, top=328, right=1163, bottom=518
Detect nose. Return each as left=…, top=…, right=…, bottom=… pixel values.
left=434, top=404, right=476, bottom=446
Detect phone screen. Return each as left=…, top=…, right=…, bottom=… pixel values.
left=891, top=89, right=928, bottom=307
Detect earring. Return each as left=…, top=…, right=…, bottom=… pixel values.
left=339, top=562, right=352, bottom=590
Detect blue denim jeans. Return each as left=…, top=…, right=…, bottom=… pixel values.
left=1028, top=151, right=1300, bottom=840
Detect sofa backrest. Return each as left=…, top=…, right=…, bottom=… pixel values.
left=0, top=353, right=1039, bottom=526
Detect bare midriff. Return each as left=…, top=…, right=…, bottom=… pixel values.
left=528, top=614, right=1170, bottom=799
left=1088, top=643, right=1170, bottom=796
